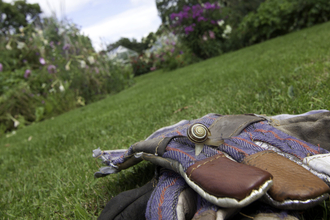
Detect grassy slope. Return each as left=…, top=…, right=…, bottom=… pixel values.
left=1, top=21, right=330, bottom=219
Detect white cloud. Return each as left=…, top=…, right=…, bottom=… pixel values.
left=82, top=4, right=161, bottom=51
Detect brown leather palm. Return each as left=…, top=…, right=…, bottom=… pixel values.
left=186, top=154, right=273, bottom=201
left=242, top=151, right=330, bottom=201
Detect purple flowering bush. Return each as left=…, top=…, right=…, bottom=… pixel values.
left=170, top=2, right=231, bottom=59
left=0, top=17, right=134, bottom=134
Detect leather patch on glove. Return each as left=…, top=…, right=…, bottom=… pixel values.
left=242, top=150, right=330, bottom=201
left=186, top=155, right=273, bottom=201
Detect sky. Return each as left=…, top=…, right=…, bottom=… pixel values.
left=6, top=0, right=162, bottom=51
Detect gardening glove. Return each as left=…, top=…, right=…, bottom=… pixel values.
left=93, top=111, right=330, bottom=214
left=94, top=113, right=273, bottom=209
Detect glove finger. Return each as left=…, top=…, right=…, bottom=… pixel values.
left=255, top=141, right=330, bottom=185
left=184, top=154, right=273, bottom=208
left=192, top=196, right=238, bottom=220
left=176, top=187, right=197, bottom=220
left=242, top=151, right=330, bottom=210
left=98, top=178, right=157, bottom=220
left=303, top=153, right=330, bottom=176
left=146, top=169, right=196, bottom=220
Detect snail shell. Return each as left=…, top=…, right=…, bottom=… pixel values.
left=187, top=123, right=210, bottom=143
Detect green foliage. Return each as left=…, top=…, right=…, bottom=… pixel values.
left=130, top=28, right=201, bottom=74
left=0, top=0, right=41, bottom=35
left=169, top=2, right=231, bottom=59
left=0, top=16, right=134, bottom=134
left=156, top=0, right=200, bottom=24
left=107, top=32, right=157, bottom=55
left=236, top=0, right=330, bottom=46
left=152, top=32, right=201, bottom=71
left=219, top=0, right=266, bottom=28
left=130, top=54, right=155, bottom=76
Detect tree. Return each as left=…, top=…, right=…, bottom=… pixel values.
left=0, top=0, right=41, bottom=36
left=219, top=0, right=266, bottom=28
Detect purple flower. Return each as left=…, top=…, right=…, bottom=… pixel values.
left=170, top=48, right=175, bottom=53
left=39, top=57, right=46, bottom=65
left=47, top=65, right=56, bottom=74
left=150, top=66, right=156, bottom=71
left=23, top=59, right=27, bottom=63
left=197, top=16, right=207, bottom=22
left=180, top=51, right=183, bottom=54
left=24, top=69, right=31, bottom=78
left=183, top=6, right=190, bottom=12
left=204, top=3, right=213, bottom=9
left=0, top=63, right=3, bottom=72
left=41, top=100, right=45, bottom=104
left=184, top=25, right=195, bottom=35
left=170, top=13, right=177, bottom=21
left=62, top=44, right=70, bottom=50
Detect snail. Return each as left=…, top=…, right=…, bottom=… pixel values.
left=187, top=123, right=210, bottom=143
left=187, top=123, right=224, bottom=156
left=187, top=123, right=210, bottom=156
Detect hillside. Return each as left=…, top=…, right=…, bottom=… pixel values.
left=1, top=21, right=330, bottom=219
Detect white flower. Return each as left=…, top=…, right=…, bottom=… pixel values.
left=224, top=25, right=232, bottom=35
left=41, top=83, right=46, bottom=88
left=19, top=27, right=24, bottom=33
left=87, top=56, right=95, bottom=64
left=58, top=28, right=65, bottom=35
left=65, top=62, right=70, bottom=71
left=80, top=60, right=86, bottom=68
left=17, top=41, right=25, bottom=49
left=37, top=29, right=43, bottom=36
left=13, top=119, right=20, bottom=128
left=59, top=83, right=65, bottom=92
left=6, top=42, right=12, bottom=50
left=43, top=39, right=48, bottom=45
left=218, top=20, right=225, bottom=27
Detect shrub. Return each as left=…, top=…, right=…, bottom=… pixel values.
left=236, top=0, right=330, bottom=46
left=0, top=17, right=134, bottom=135
left=130, top=54, right=155, bottom=76
left=150, top=31, right=201, bottom=71
left=169, top=2, right=231, bottom=59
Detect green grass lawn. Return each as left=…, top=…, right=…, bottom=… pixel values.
left=1, top=21, right=330, bottom=219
